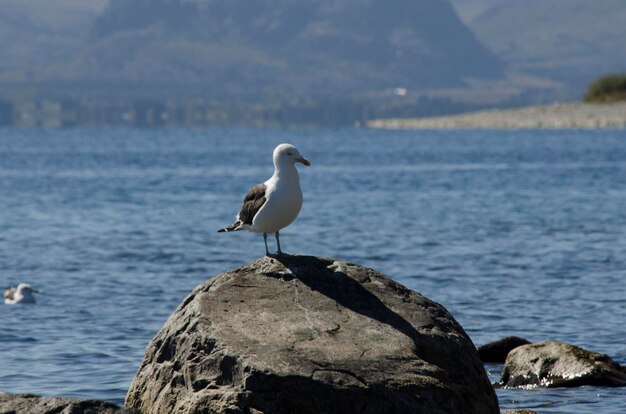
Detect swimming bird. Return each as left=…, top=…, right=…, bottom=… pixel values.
left=4, top=283, right=39, bottom=304
left=218, top=143, right=310, bottom=256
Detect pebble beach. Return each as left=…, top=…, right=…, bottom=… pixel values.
left=367, top=102, right=626, bottom=129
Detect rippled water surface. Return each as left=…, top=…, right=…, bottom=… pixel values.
left=1, top=128, right=625, bottom=413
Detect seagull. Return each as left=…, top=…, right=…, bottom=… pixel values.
left=218, top=143, right=310, bottom=256
left=4, top=283, right=39, bottom=304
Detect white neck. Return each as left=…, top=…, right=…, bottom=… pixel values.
left=272, top=159, right=300, bottom=184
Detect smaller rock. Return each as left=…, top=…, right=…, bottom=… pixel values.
left=498, top=341, right=626, bottom=388
left=478, top=336, right=531, bottom=363
left=0, top=392, right=137, bottom=414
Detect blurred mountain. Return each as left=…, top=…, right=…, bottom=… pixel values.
left=0, top=0, right=503, bottom=99
left=449, top=0, right=626, bottom=99
left=447, top=0, right=497, bottom=22
left=0, top=0, right=106, bottom=82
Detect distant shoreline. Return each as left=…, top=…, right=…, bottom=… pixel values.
left=366, top=102, right=626, bottom=129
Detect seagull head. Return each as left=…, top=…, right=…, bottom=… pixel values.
left=17, top=283, right=38, bottom=294
left=273, top=143, right=311, bottom=167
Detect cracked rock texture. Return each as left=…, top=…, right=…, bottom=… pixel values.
left=0, top=392, right=137, bottom=414
left=125, top=255, right=498, bottom=413
left=498, top=341, right=626, bottom=388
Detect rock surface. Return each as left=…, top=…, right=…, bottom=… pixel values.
left=126, top=255, right=499, bottom=414
left=367, top=101, right=626, bottom=129
left=0, top=392, right=136, bottom=414
left=498, top=341, right=626, bottom=388
left=478, top=336, right=531, bottom=363
left=502, top=410, right=539, bottom=414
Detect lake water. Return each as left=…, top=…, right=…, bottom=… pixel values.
left=1, top=127, right=625, bottom=413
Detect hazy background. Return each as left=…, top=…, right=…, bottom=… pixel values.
left=0, top=0, right=625, bottom=127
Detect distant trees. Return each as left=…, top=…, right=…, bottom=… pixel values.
left=0, top=94, right=476, bottom=128
left=584, top=73, right=626, bottom=103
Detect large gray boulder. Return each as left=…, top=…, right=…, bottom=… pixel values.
left=126, top=255, right=499, bottom=414
left=498, top=341, right=626, bottom=388
left=0, top=392, right=136, bottom=414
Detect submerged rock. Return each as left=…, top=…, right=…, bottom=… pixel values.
left=0, top=392, right=136, bottom=414
left=502, top=410, right=539, bottom=414
left=498, top=341, right=626, bottom=388
left=126, top=255, right=499, bottom=414
left=478, top=336, right=531, bottom=363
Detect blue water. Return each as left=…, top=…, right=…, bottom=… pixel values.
left=1, top=128, right=625, bottom=413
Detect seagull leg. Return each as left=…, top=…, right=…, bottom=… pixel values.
left=275, top=231, right=283, bottom=255
left=263, top=233, right=270, bottom=256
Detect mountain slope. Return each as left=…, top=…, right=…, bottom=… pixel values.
left=0, top=0, right=106, bottom=82
left=449, top=0, right=626, bottom=97
left=3, top=0, right=504, bottom=97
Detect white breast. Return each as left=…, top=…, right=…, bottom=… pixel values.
left=251, top=175, right=303, bottom=234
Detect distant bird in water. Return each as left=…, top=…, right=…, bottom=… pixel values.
left=218, top=143, right=310, bottom=256
left=4, top=283, right=39, bottom=304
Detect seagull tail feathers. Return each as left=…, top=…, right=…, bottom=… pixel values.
left=217, top=221, right=245, bottom=233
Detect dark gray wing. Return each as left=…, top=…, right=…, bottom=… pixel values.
left=218, top=183, right=267, bottom=232
left=238, top=183, right=267, bottom=225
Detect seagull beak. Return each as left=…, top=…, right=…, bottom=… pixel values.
left=31, top=288, right=40, bottom=293
left=297, top=157, right=311, bottom=166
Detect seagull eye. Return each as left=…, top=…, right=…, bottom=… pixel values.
left=287, top=152, right=293, bottom=156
